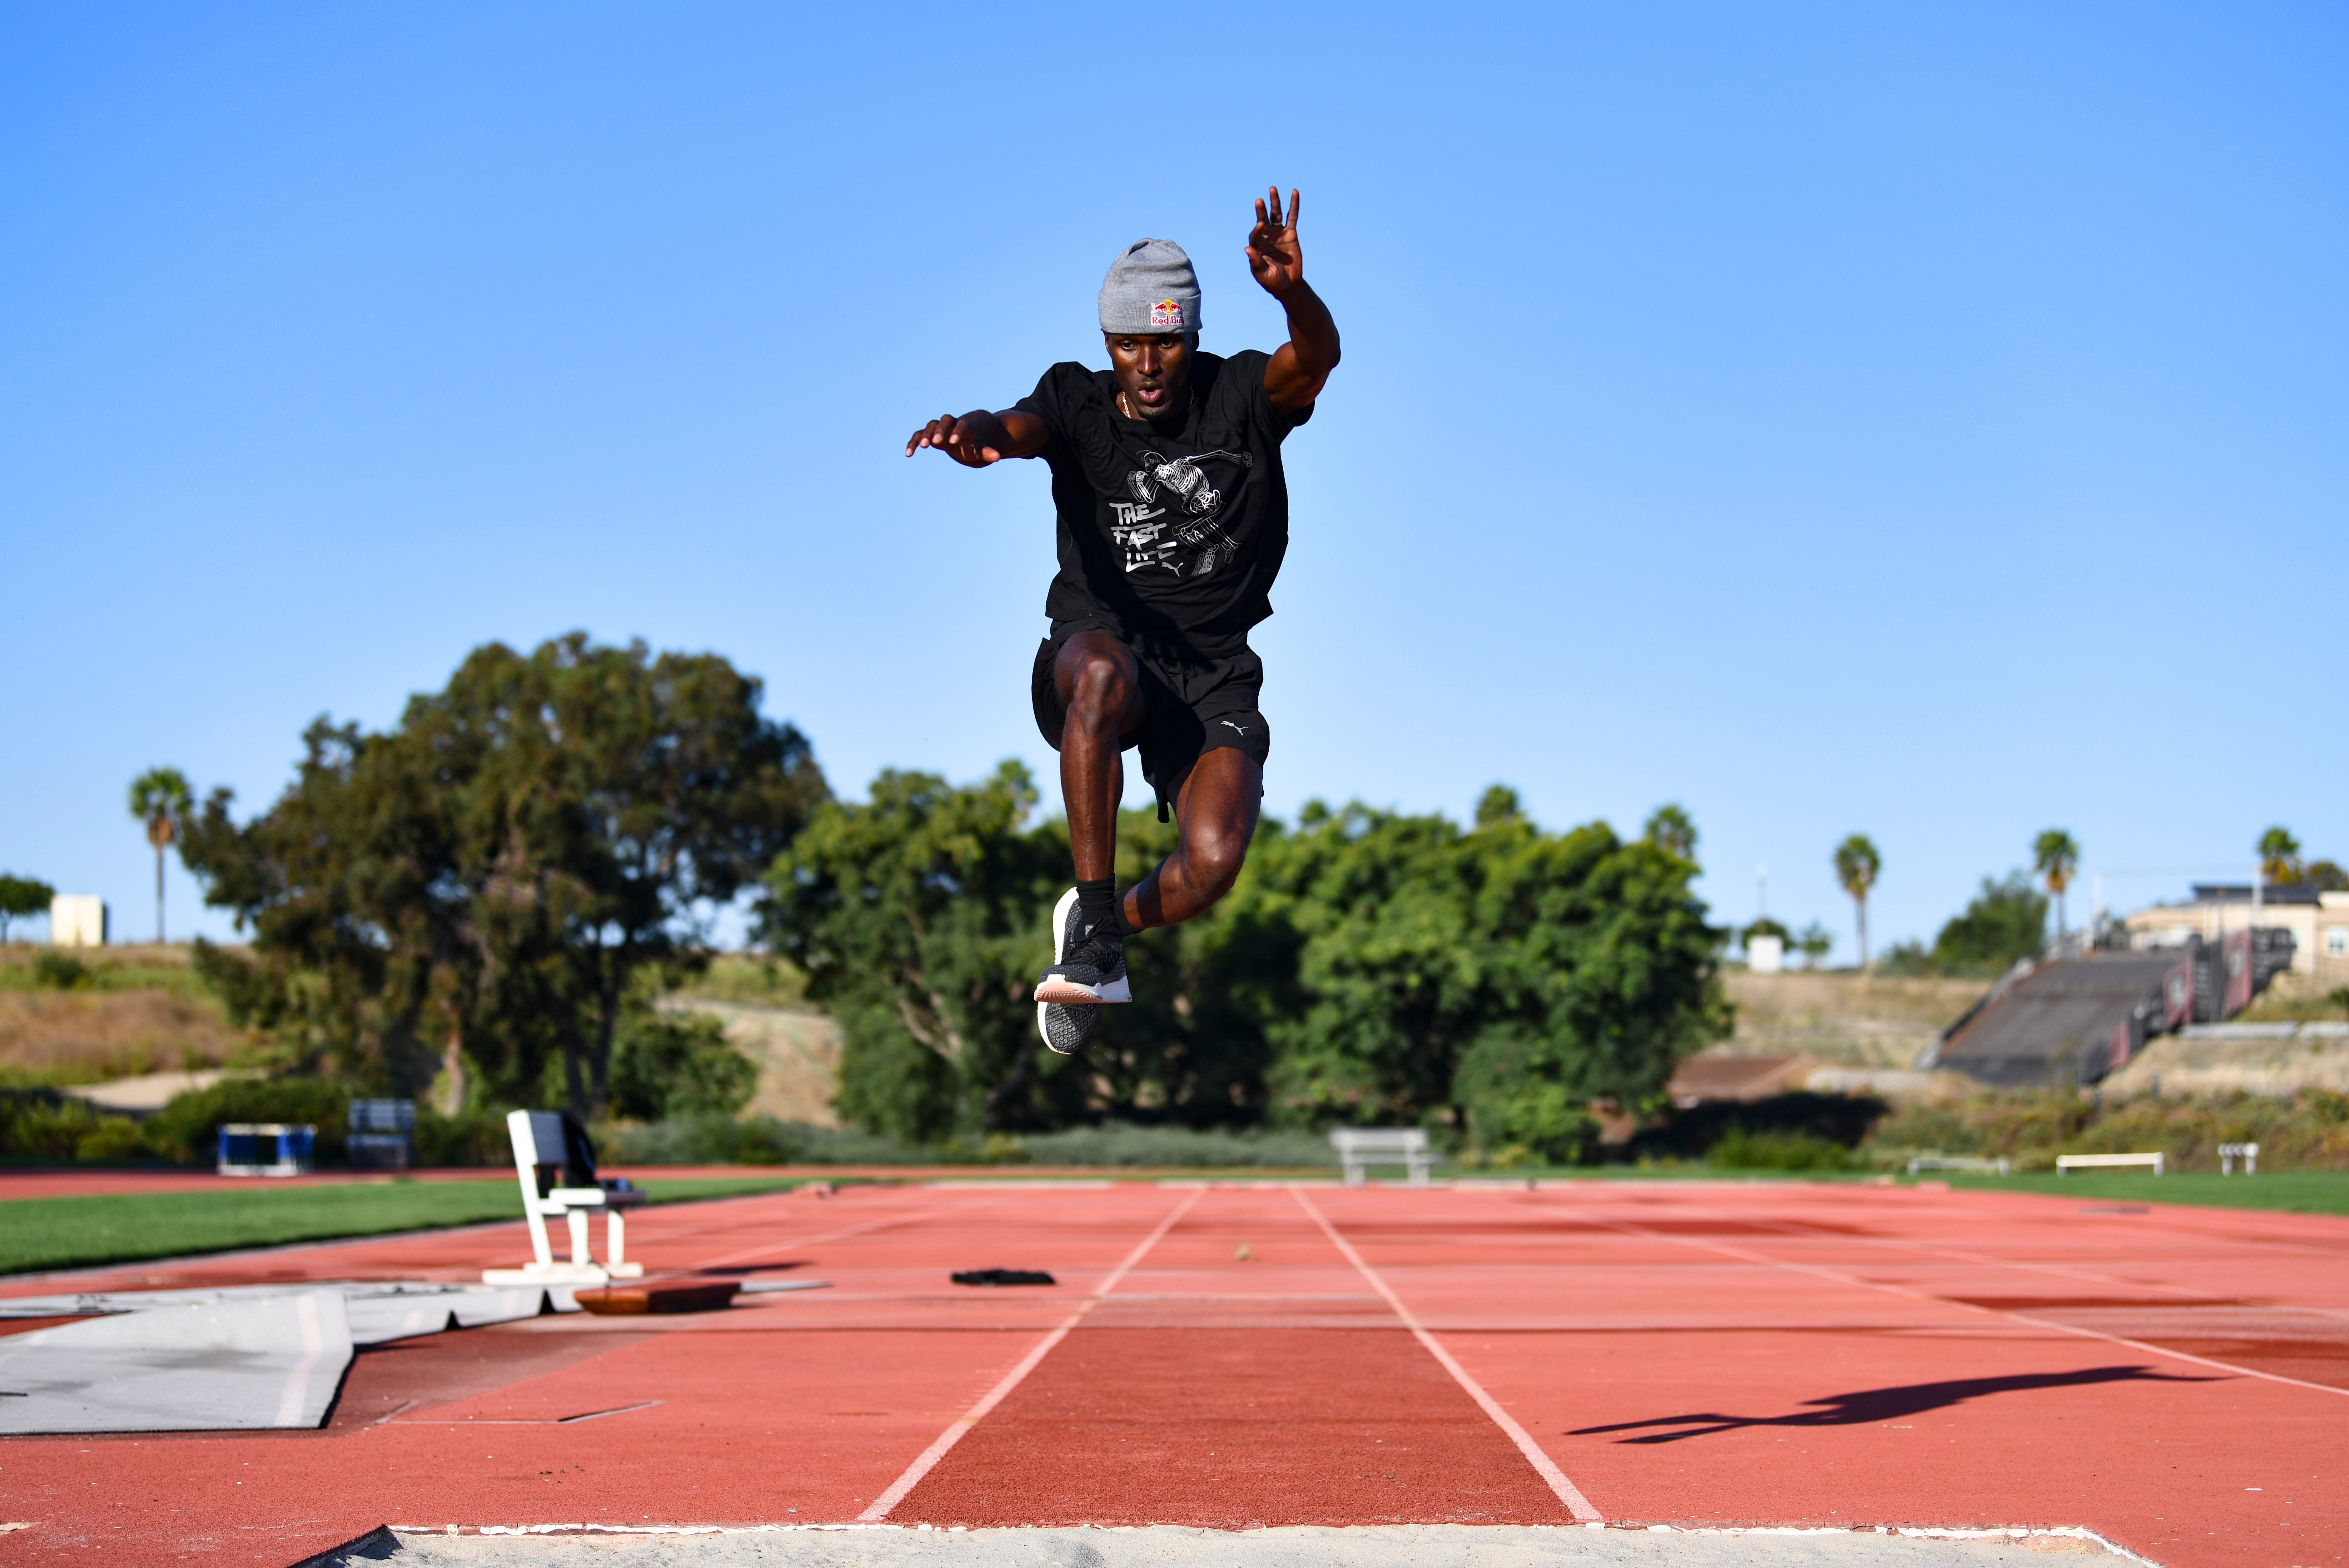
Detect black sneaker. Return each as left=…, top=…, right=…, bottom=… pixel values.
left=1032, top=887, right=1131, bottom=1005
left=1036, top=1000, right=1098, bottom=1055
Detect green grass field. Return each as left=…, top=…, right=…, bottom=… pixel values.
left=1930, top=1168, right=2349, bottom=1216
left=1467, top=1164, right=2349, bottom=1216
left=0, top=1175, right=810, bottom=1278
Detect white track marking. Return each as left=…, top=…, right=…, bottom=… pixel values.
left=857, top=1186, right=1207, bottom=1521
left=1290, top=1187, right=1603, bottom=1523
left=1757, top=1195, right=2314, bottom=1303
left=1758, top=1211, right=2349, bottom=1337
left=1591, top=1215, right=2349, bottom=1401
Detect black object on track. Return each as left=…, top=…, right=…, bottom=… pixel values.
left=951, top=1269, right=1057, bottom=1286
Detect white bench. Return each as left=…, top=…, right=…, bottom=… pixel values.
left=1907, top=1156, right=2011, bottom=1175
left=482, top=1110, right=646, bottom=1285
left=2219, top=1141, right=2260, bottom=1175
left=1330, top=1128, right=1433, bottom=1188
left=2056, top=1152, right=2164, bottom=1176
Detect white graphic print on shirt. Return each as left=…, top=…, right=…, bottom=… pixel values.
left=1109, top=449, right=1253, bottom=579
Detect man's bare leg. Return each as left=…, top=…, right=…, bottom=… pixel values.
left=1125, top=747, right=1264, bottom=931
left=1053, top=632, right=1145, bottom=881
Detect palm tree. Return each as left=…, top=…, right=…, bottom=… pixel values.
left=2257, top=826, right=2303, bottom=886
left=1832, top=834, right=1881, bottom=970
left=2033, top=829, right=2080, bottom=940
left=127, top=767, right=194, bottom=945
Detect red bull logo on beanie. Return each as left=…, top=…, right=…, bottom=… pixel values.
left=1150, top=298, right=1185, bottom=329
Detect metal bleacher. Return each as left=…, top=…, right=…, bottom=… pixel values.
left=1920, top=927, right=2296, bottom=1090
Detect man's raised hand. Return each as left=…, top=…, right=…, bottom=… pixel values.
left=1245, top=186, right=1304, bottom=299
left=905, top=412, right=1006, bottom=467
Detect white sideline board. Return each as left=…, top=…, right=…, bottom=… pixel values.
left=2055, top=1152, right=2163, bottom=1175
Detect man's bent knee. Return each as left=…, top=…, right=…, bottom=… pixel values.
left=1057, top=636, right=1138, bottom=718
left=1064, top=652, right=1134, bottom=724
left=1183, top=826, right=1249, bottom=898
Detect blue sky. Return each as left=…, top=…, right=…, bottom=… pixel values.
left=3, top=2, right=2342, bottom=956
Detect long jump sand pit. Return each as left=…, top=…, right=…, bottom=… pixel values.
left=0, top=1178, right=2340, bottom=1567
left=309, top=1522, right=2145, bottom=1567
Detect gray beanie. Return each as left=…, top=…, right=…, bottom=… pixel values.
left=1098, top=238, right=1200, bottom=335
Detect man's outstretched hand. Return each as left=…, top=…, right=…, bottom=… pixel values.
left=1246, top=186, right=1305, bottom=299
left=1251, top=185, right=1338, bottom=414
left=906, top=411, right=1009, bottom=467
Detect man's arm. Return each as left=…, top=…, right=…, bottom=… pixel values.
left=904, top=408, right=1050, bottom=467
left=1246, top=187, right=1339, bottom=415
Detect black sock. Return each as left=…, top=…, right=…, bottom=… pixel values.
left=1076, top=877, right=1120, bottom=938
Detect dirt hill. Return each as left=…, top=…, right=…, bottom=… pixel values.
left=1717, top=971, right=1986, bottom=1067
left=0, top=944, right=252, bottom=1082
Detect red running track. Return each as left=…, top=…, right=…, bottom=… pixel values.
left=0, top=1179, right=2341, bottom=1566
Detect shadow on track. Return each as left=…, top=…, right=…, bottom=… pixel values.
left=1569, top=1365, right=2218, bottom=1443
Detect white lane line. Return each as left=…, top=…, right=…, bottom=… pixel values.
left=1759, top=1214, right=2349, bottom=1338
left=1591, top=1215, right=2349, bottom=1401
left=1290, top=1186, right=1603, bottom=1523
left=856, top=1185, right=1207, bottom=1521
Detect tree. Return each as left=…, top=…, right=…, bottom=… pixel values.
left=181, top=634, right=825, bottom=1118
left=766, top=772, right=1729, bottom=1160
left=1931, top=872, right=2047, bottom=973
left=2305, top=860, right=2349, bottom=893
left=1475, top=785, right=1524, bottom=829
left=2032, top=829, right=2080, bottom=939
left=1643, top=803, right=1697, bottom=861
left=764, top=762, right=1080, bottom=1140
left=128, top=767, right=194, bottom=944
left=2258, top=826, right=2303, bottom=885
left=0, top=874, right=52, bottom=943
left=1794, top=921, right=1834, bottom=969
left=1832, top=834, right=1881, bottom=969
left=1266, top=801, right=1727, bottom=1161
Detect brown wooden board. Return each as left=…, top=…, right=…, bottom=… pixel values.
left=574, top=1279, right=741, bottom=1315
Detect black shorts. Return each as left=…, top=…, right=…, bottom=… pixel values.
left=1032, top=628, right=1271, bottom=820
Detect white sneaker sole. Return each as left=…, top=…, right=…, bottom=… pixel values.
left=1033, top=973, right=1132, bottom=1005
left=1032, top=886, right=1131, bottom=1004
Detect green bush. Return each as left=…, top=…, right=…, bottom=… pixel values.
left=411, top=1108, right=512, bottom=1167
left=144, top=1078, right=348, bottom=1164
left=1708, top=1128, right=1856, bottom=1171
left=1017, top=1121, right=1341, bottom=1168
left=595, top=1114, right=1344, bottom=1169
left=608, top=1009, right=758, bottom=1121
left=73, top=1117, right=149, bottom=1163
left=0, top=1092, right=110, bottom=1160
left=602, top=1114, right=904, bottom=1165
left=32, top=951, right=92, bottom=991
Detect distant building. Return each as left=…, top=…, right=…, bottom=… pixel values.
left=48, top=895, right=107, bottom=948
left=2124, top=885, right=2349, bottom=985
left=1747, top=932, right=1785, bottom=974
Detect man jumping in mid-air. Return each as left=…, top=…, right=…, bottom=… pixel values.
left=905, top=187, right=1339, bottom=1055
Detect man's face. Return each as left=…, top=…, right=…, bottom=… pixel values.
left=1105, top=332, right=1194, bottom=422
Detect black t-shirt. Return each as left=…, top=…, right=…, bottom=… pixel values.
left=1017, top=348, right=1312, bottom=659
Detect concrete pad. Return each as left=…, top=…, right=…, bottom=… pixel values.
left=0, top=1288, right=350, bottom=1432
left=309, top=1524, right=2133, bottom=1568
left=0, top=1279, right=554, bottom=1343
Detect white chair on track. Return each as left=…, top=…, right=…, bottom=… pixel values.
left=482, top=1110, right=646, bottom=1285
